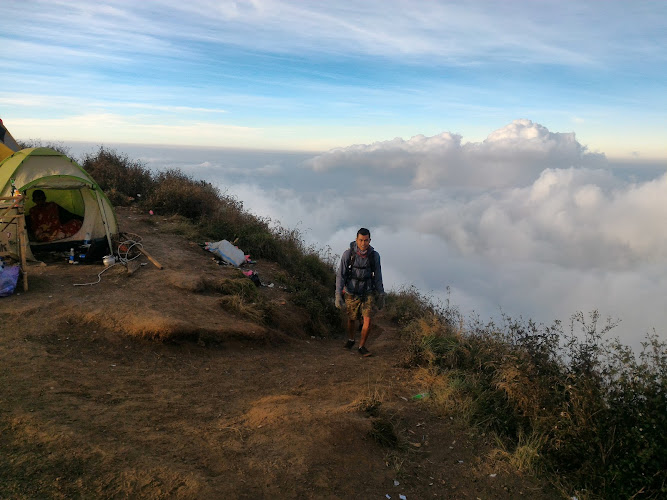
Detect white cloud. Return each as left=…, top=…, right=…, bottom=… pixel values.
left=307, top=119, right=606, bottom=188
left=410, top=167, right=667, bottom=272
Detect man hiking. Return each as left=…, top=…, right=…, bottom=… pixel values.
left=335, top=227, right=385, bottom=357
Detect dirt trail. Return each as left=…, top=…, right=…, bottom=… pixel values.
left=0, top=207, right=560, bottom=499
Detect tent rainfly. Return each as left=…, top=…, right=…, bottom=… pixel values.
left=0, top=118, right=20, bottom=162
left=0, top=147, right=118, bottom=260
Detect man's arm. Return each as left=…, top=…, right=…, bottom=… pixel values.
left=373, top=251, right=384, bottom=294
left=335, top=249, right=350, bottom=295
left=335, top=249, right=350, bottom=309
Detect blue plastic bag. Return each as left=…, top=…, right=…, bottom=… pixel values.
left=0, top=264, right=20, bottom=297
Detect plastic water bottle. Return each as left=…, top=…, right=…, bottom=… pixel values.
left=69, top=248, right=75, bottom=264
left=80, top=232, right=91, bottom=262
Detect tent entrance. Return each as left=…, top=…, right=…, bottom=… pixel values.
left=24, top=185, right=112, bottom=261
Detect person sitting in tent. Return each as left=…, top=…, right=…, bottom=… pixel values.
left=27, top=190, right=83, bottom=242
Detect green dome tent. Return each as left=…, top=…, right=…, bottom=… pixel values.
left=0, top=147, right=118, bottom=260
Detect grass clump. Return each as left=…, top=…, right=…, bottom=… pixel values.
left=194, top=276, right=269, bottom=324
left=197, top=277, right=259, bottom=301
left=219, top=295, right=264, bottom=323
left=369, top=418, right=400, bottom=449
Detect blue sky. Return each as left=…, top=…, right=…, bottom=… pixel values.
left=1, top=0, right=666, bottom=158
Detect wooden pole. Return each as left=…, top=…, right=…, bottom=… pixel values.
left=137, top=245, right=163, bottom=269
left=0, top=197, right=28, bottom=291
left=17, top=211, right=28, bottom=291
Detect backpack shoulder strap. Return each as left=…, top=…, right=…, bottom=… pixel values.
left=366, top=249, right=376, bottom=274
left=346, top=243, right=356, bottom=271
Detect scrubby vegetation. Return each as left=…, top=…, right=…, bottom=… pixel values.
left=36, top=144, right=664, bottom=498
left=81, top=147, right=155, bottom=206
left=385, top=289, right=667, bottom=499
left=16, top=139, right=71, bottom=156
left=80, top=147, right=338, bottom=335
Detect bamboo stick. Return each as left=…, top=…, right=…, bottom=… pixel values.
left=17, top=212, right=28, bottom=291
left=137, top=245, right=163, bottom=269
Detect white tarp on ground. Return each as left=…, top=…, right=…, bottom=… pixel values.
left=205, top=239, right=245, bottom=266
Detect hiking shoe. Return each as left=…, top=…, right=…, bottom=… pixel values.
left=358, top=346, right=372, bottom=357
left=344, top=339, right=355, bottom=349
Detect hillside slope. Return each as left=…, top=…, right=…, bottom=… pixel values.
left=0, top=206, right=560, bottom=499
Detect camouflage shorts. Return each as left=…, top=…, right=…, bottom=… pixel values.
left=344, top=293, right=374, bottom=320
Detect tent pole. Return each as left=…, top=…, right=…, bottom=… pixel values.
left=17, top=206, right=28, bottom=291
left=94, top=189, right=114, bottom=255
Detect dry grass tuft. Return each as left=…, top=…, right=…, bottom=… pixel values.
left=218, top=295, right=264, bottom=323
left=412, top=366, right=474, bottom=421
left=369, top=417, right=400, bottom=448
left=490, top=431, right=546, bottom=475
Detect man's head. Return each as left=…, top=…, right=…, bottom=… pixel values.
left=32, top=190, right=46, bottom=204
left=356, top=227, right=371, bottom=253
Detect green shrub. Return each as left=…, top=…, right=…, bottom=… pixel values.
left=399, top=298, right=667, bottom=499
left=148, top=169, right=220, bottom=219
left=595, top=334, right=667, bottom=498
left=386, top=285, right=443, bottom=326
left=81, top=147, right=154, bottom=205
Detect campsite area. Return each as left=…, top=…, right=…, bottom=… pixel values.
left=0, top=206, right=560, bottom=499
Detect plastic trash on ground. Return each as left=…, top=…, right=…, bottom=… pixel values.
left=0, top=264, right=20, bottom=297
left=242, top=270, right=261, bottom=287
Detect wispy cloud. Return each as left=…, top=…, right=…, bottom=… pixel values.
left=0, top=94, right=227, bottom=115
left=11, top=113, right=257, bottom=145
left=6, top=1, right=664, bottom=67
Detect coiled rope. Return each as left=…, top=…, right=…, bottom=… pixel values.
left=73, top=232, right=145, bottom=286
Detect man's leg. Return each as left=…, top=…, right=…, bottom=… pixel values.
left=347, top=317, right=358, bottom=340
left=358, top=315, right=371, bottom=348
left=344, top=294, right=360, bottom=349
left=357, top=295, right=374, bottom=356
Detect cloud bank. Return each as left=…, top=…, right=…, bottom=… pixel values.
left=306, top=119, right=607, bottom=188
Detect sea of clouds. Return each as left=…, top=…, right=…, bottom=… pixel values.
left=69, top=120, right=667, bottom=351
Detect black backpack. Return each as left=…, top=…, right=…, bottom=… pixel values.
left=344, top=244, right=376, bottom=294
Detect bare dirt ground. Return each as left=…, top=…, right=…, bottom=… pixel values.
left=0, top=206, right=561, bottom=499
